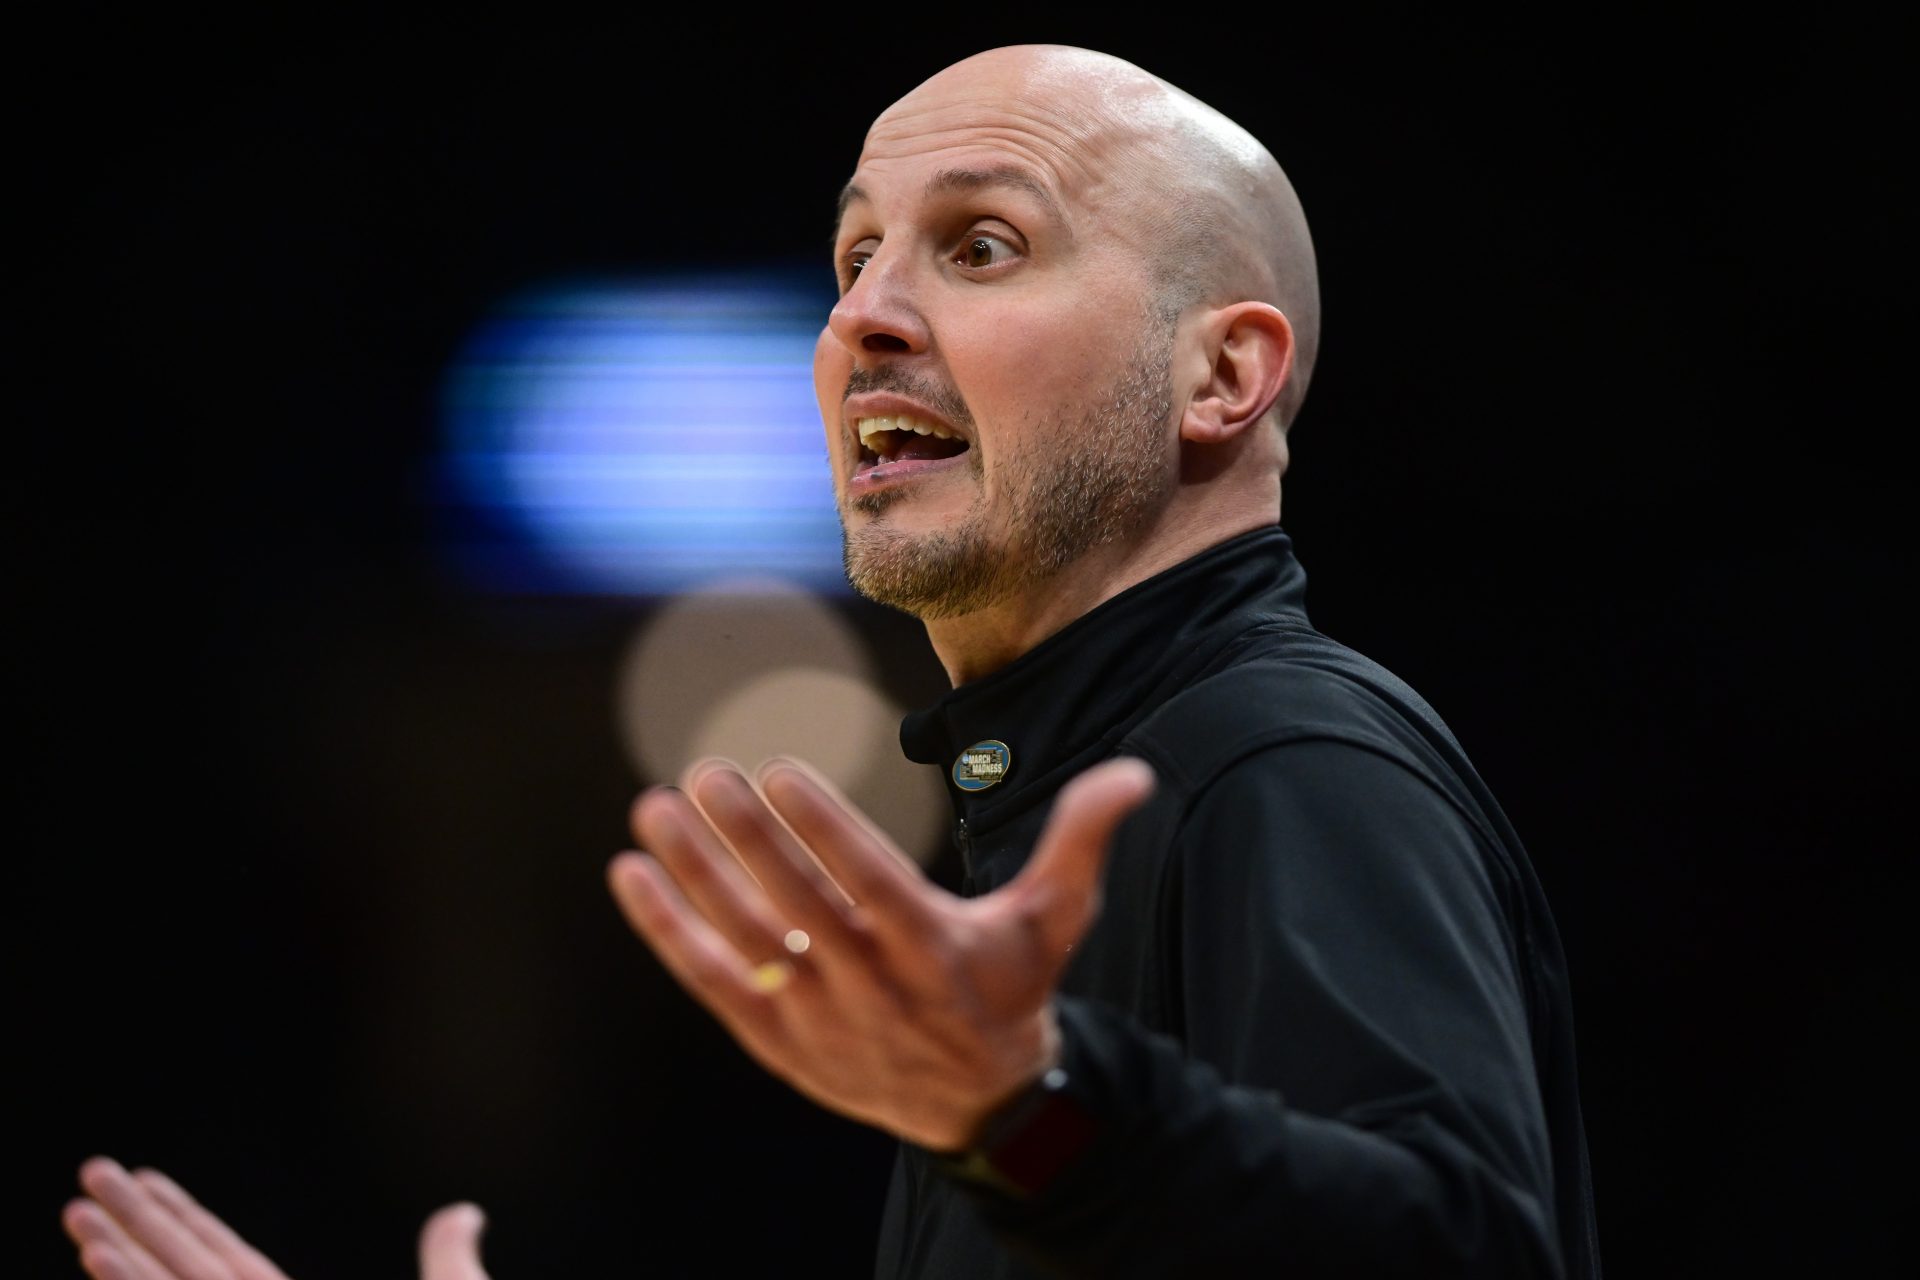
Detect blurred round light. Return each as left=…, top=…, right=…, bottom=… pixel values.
left=615, top=581, right=947, bottom=865
left=690, top=668, right=889, bottom=782
left=441, top=272, right=844, bottom=595
left=617, top=579, right=870, bottom=785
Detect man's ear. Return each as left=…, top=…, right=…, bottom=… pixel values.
left=1179, top=303, right=1295, bottom=445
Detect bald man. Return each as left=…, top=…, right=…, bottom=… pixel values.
left=63, top=45, right=1599, bottom=1280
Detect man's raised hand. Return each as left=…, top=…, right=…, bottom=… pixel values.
left=61, top=1157, right=490, bottom=1280
left=607, top=755, right=1156, bottom=1151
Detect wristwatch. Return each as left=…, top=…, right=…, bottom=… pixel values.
left=935, top=1064, right=1101, bottom=1199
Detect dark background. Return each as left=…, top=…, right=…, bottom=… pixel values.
left=21, top=10, right=1907, bottom=1276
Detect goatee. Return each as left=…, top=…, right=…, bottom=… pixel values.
left=840, top=318, right=1174, bottom=620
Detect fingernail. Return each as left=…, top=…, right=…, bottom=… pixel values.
left=758, top=759, right=813, bottom=795
left=79, top=1155, right=122, bottom=1185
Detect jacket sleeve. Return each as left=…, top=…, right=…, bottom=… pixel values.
left=953, top=738, right=1564, bottom=1278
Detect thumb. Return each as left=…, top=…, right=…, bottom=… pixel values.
left=1008, top=757, right=1157, bottom=954
left=419, top=1203, right=490, bottom=1280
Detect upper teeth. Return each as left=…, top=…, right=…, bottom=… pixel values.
left=857, top=414, right=959, bottom=452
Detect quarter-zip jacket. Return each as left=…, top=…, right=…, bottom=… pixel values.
left=874, top=526, right=1600, bottom=1279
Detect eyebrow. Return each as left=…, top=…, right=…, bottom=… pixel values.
left=833, top=164, right=1067, bottom=236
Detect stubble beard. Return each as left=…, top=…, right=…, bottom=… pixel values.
left=839, top=319, right=1175, bottom=621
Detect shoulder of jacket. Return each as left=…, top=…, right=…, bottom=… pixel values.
left=1119, top=651, right=1430, bottom=796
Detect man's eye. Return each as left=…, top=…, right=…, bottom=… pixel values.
left=839, top=254, right=870, bottom=288
left=959, top=235, right=1016, bottom=269
left=838, top=240, right=878, bottom=287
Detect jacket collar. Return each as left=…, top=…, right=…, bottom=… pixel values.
left=899, top=525, right=1310, bottom=834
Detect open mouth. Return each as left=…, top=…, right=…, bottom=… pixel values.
left=853, top=413, right=971, bottom=477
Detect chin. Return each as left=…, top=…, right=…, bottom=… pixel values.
left=840, top=514, right=1013, bottom=621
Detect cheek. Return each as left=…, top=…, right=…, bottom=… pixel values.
left=949, top=305, right=1128, bottom=429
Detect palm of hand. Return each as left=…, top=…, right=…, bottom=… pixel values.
left=609, top=756, right=1155, bottom=1150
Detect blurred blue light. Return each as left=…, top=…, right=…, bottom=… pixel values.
left=439, top=272, right=846, bottom=595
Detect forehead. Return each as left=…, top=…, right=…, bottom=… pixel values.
left=838, top=82, right=1140, bottom=229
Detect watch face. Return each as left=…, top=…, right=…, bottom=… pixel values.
left=953, top=740, right=1012, bottom=792
left=941, top=1065, right=1097, bottom=1199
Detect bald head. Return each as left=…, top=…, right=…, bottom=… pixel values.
left=870, top=46, right=1320, bottom=427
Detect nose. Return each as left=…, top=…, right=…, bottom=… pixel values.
left=825, top=249, right=930, bottom=358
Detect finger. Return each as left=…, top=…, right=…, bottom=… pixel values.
left=1007, top=758, right=1157, bottom=956
left=64, top=1199, right=170, bottom=1280
left=606, top=851, right=798, bottom=1070
left=683, top=762, right=868, bottom=953
left=79, top=1157, right=231, bottom=1280
left=755, top=760, right=942, bottom=947
left=756, top=756, right=926, bottom=877
left=133, top=1168, right=290, bottom=1280
left=631, top=785, right=793, bottom=966
left=419, top=1203, right=491, bottom=1280
left=78, top=1241, right=164, bottom=1280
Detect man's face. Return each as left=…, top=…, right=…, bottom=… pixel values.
left=813, top=68, right=1178, bottom=619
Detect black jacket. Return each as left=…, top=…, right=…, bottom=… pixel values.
left=875, top=527, right=1600, bottom=1278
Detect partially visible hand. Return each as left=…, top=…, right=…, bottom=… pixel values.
left=61, top=1157, right=491, bottom=1280
left=608, top=755, right=1156, bottom=1150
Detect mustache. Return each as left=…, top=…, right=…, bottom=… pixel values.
left=843, top=366, right=974, bottom=432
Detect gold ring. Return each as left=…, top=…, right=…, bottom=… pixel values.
left=749, top=960, right=793, bottom=993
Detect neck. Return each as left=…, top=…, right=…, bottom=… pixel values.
left=922, top=507, right=1276, bottom=687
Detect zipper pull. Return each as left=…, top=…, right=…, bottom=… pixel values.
left=955, top=816, right=975, bottom=893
